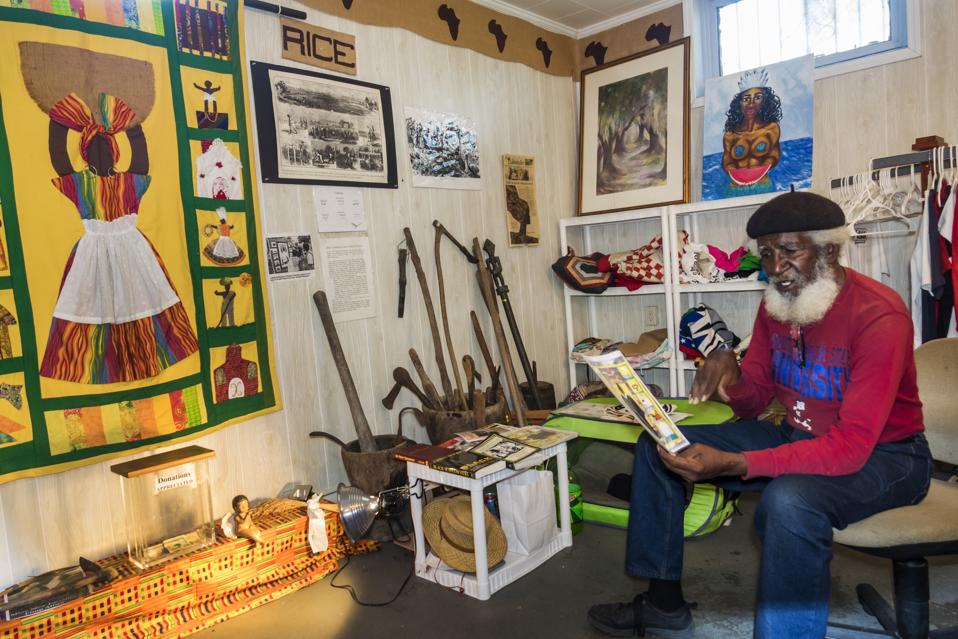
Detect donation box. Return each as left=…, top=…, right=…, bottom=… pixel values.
left=111, top=446, right=216, bottom=569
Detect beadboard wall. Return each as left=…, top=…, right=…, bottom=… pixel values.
left=0, top=2, right=576, bottom=585
left=0, top=0, right=953, bottom=587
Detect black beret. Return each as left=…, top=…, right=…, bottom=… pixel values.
left=746, top=191, right=845, bottom=239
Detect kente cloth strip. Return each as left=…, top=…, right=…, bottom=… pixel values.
left=0, top=0, right=279, bottom=481
left=0, top=508, right=376, bottom=639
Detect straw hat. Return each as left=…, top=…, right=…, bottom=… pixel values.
left=422, top=496, right=507, bottom=573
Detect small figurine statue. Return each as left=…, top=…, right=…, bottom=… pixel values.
left=232, top=494, right=263, bottom=545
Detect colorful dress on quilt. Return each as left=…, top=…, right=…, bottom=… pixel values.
left=40, top=93, right=198, bottom=384
left=202, top=207, right=244, bottom=264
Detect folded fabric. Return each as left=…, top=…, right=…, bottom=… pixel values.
left=599, top=230, right=689, bottom=285
left=679, top=344, right=703, bottom=361
left=737, top=251, right=762, bottom=275
left=594, top=254, right=646, bottom=291
left=679, top=304, right=739, bottom=357
left=680, top=242, right=720, bottom=283
left=570, top=337, right=615, bottom=361
left=708, top=245, right=748, bottom=272
left=626, top=338, right=673, bottom=370
left=596, top=329, right=672, bottom=369
left=552, top=249, right=611, bottom=293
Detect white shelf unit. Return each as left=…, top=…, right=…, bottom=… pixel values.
left=559, top=207, right=678, bottom=393
left=407, top=442, right=573, bottom=601
left=666, top=193, right=777, bottom=395
left=560, top=192, right=779, bottom=397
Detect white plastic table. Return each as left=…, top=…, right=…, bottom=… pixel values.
left=407, top=442, right=573, bottom=600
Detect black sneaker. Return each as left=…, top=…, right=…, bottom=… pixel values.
left=587, top=594, right=695, bottom=638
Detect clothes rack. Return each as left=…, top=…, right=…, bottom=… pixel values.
left=829, top=145, right=955, bottom=191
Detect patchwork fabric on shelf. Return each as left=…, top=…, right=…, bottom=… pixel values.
left=0, top=0, right=279, bottom=482
left=551, top=249, right=612, bottom=294
left=679, top=304, right=739, bottom=357
left=598, top=230, right=689, bottom=286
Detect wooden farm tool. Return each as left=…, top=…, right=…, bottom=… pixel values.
left=397, top=243, right=408, bottom=318
left=473, top=238, right=526, bottom=427
left=403, top=227, right=454, bottom=407
left=313, top=290, right=377, bottom=453
left=433, top=219, right=477, bottom=263
left=482, top=239, right=543, bottom=409
left=408, top=348, right=445, bottom=410
left=381, top=367, right=435, bottom=410
left=472, top=389, right=486, bottom=429
left=470, top=310, right=501, bottom=390
left=434, top=223, right=466, bottom=409
left=463, top=354, right=477, bottom=402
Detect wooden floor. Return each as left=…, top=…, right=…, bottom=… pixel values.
left=191, top=493, right=958, bottom=639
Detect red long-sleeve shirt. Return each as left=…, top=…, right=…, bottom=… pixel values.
left=724, top=268, right=924, bottom=479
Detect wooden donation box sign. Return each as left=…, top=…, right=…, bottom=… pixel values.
left=111, top=446, right=216, bottom=569
left=281, top=17, right=357, bottom=75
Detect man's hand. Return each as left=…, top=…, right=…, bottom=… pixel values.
left=688, top=350, right=740, bottom=404
left=657, top=443, right=747, bottom=482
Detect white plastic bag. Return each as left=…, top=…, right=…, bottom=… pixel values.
left=497, top=469, right=556, bottom=555
left=306, top=496, right=329, bottom=553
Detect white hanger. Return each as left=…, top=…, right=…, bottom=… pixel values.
left=899, top=164, right=923, bottom=216
left=865, top=167, right=898, bottom=220
left=845, top=170, right=873, bottom=226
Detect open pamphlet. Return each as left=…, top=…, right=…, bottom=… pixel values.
left=582, top=350, right=690, bottom=454
left=470, top=433, right=546, bottom=470
left=552, top=399, right=691, bottom=425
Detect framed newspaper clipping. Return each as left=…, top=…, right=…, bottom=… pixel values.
left=250, top=61, right=398, bottom=188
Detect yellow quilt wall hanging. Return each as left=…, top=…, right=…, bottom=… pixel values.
left=0, top=0, right=280, bottom=481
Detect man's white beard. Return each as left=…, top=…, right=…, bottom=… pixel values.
left=764, top=260, right=841, bottom=326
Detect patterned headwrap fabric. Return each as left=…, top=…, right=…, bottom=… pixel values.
left=48, top=93, right=136, bottom=163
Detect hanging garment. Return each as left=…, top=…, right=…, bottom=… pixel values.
left=910, top=191, right=935, bottom=347
left=196, top=138, right=243, bottom=200
left=41, top=93, right=199, bottom=384
left=925, top=183, right=949, bottom=341
left=937, top=185, right=958, bottom=337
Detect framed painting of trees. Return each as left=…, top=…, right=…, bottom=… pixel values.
left=577, top=38, right=689, bottom=215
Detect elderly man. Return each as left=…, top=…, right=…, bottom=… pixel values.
left=588, top=191, right=931, bottom=638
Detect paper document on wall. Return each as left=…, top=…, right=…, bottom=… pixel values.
left=582, top=351, right=690, bottom=454
left=314, top=186, right=367, bottom=233
left=319, top=235, right=376, bottom=322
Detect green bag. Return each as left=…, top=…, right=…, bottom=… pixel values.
left=682, top=482, right=739, bottom=538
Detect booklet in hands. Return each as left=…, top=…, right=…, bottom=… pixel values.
left=582, top=350, right=691, bottom=454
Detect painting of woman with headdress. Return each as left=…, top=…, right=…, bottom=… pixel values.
left=702, top=55, right=813, bottom=201
left=721, top=67, right=782, bottom=186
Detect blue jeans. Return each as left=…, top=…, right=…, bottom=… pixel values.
left=626, top=420, right=932, bottom=639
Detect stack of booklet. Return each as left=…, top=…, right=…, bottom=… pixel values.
left=393, top=424, right=578, bottom=478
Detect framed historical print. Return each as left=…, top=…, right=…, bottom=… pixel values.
left=250, top=61, right=398, bottom=188
left=578, top=38, right=689, bottom=216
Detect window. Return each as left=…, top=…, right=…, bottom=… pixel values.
left=705, top=0, right=908, bottom=77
